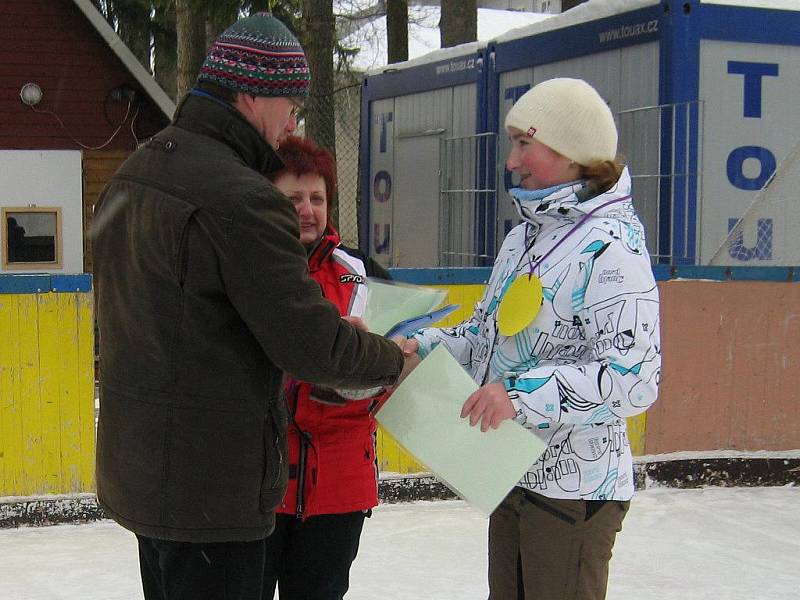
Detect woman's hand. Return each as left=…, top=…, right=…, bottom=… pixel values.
left=461, top=383, right=517, bottom=432
left=390, top=336, right=419, bottom=357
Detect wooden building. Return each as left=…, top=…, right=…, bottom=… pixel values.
left=1, top=0, right=173, bottom=498
left=1, top=0, right=174, bottom=274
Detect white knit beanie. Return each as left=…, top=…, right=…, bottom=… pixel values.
left=504, top=78, right=618, bottom=166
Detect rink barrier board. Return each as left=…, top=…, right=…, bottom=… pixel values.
left=0, top=275, right=95, bottom=497
left=390, top=266, right=800, bottom=460
left=2, top=267, right=797, bottom=496
left=648, top=277, right=800, bottom=453
left=4, top=456, right=800, bottom=527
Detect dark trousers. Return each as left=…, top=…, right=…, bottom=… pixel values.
left=262, top=511, right=367, bottom=600
left=488, top=488, right=629, bottom=600
left=137, top=534, right=267, bottom=600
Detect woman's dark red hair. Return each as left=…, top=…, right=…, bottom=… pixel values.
left=272, top=136, right=337, bottom=213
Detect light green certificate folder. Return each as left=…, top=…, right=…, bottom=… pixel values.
left=376, top=345, right=547, bottom=515
left=362, top=278, right=447, bottom=336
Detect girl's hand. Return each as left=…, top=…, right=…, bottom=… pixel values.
left=461, top=383, right=517, bottom=432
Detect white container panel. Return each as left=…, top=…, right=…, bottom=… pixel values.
left=699, top=39, right=800, bottom=264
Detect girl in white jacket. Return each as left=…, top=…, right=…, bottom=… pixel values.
left=406, top=78, right=660, bottom=600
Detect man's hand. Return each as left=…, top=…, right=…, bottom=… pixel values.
left=461, top=383, right=516, bottom=432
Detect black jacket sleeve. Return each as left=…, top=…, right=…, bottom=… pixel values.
left=220, top=189, right=402, bottom=389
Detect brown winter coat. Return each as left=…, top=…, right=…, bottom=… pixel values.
left=92, top=93, right=402, bottom=543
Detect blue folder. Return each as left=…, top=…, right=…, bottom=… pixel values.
left=384, top=304, right=459, bottom=339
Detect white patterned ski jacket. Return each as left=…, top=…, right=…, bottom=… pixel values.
left=412, top=168, right=660, bottom=501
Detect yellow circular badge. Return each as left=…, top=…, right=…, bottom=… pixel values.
left=497, top=275, right=544, bottom=336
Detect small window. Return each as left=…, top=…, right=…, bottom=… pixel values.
left=2, top=207, right=63, bottom=270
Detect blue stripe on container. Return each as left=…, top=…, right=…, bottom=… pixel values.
left=4, top=269, right=791, bottom=292
left=360, top=50, right=484, bottom=101
left=492, top=5, right=663, bottom=73
left=388, top=268, right=493, bottom=285
left=390, top=266, right=797, bottom=285
left=698, top=4, right=800, bottom=46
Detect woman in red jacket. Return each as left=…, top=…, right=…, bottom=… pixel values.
left=263, top=136, right=389, bottom=600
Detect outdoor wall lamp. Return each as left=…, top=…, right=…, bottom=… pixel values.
left=20, top=82, right=43, bottom=107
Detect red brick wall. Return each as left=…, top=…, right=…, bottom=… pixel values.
left=0, top=0, right=168, bottom=150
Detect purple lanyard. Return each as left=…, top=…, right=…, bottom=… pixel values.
left=525, top=195, right=632, bottom=275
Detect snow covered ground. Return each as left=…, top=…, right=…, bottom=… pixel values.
left=1, top=486, right=798, bottom=599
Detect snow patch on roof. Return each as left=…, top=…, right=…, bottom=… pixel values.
left=494, top=0, right=800, bottom=45
left=493, top=0, right=660, bottom=44
left=346, top=7, right=552, bottom=74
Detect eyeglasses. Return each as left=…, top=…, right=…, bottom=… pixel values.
left=289, top=97, right=303, bottom=118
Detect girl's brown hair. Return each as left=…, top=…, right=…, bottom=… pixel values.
left=580, top=156, right=626, bottom=196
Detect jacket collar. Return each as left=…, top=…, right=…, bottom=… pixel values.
left=307, top=225, right=340, bottom=272
left=172, top=91, right=284, bottom=176
left=510, top=167, right=633, bottom=227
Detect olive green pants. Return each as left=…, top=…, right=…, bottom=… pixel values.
left=488, top=487, right=629, bottom=600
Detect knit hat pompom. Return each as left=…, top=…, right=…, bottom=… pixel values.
left=504, top=78, right=617, bottom=166
left=198, top=13, right=310, bottom=98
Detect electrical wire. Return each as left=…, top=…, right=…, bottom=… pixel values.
left=128, top=101, right=142, bottom=147
left=29, top=97, right=135, bottom=151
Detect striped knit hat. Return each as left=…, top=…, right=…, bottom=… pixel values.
left=198, top=13, right=310, bottom=97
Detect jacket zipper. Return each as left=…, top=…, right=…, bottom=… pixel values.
left=264, top=412, right=284, bottom=493
left=308, top=237, right=336, bottom=271
left=272, top=430, right=283, bottom=488
left=296, top=431, right=311, bottom=520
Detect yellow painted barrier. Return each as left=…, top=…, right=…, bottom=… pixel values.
left=0, top=274, right=642, bottom=492
left=627, top=413, right=647, bottom=456
left=376, top=282, right=647, bottom=473
left=0, top=282, right=95, bottom=496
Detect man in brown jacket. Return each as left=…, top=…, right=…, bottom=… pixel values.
left=92, top=13, right=408, bottom=600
